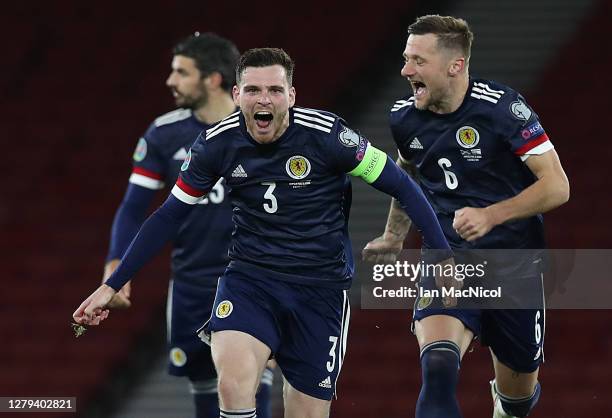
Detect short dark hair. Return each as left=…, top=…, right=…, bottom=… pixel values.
left=408, top=15, right=473, bottom=61
left=236, top=48, right=295, bottom=86
left=173, top=32, right=240, bottom=92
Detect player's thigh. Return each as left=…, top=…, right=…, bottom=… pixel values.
left=283, top=377, right=331, bottom=418
left=484, top=307, right=545, bottom=396
left=275, top=286, right=350, bottom=402
left=167, top=279, right=217, bottom=379
left=212, top=329, right=271, bottom=380
left=490, top=349, right=539, bottom=398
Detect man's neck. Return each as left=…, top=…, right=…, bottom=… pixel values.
left=429, top=74, right=470, bottom=114
left=193, top=93, right=236, bottom=125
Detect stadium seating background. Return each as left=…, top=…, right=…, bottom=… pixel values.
left=2, top=1, right=610, bottom=417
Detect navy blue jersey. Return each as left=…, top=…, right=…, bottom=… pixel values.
left=129, top=108, right=233, bottom=285
left=172, top=107, right=367, bottom=289
left=390, top=78, right=553, bottom=249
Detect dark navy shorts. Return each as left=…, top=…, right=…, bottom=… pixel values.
left=167, top=279, right=218, bottom=381
left=413, top=273, right=545, bottom=373
left=199, top=268, right=351, bottom=400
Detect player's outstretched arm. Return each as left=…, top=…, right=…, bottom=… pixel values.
left=103, top=184, right=157, bottom=309
left=453, top=149, right=569, bottom=242
left=73, top=194, right=195, bottom=326
left=350, top=145, right=451, bottom=258
left=363, top=157, right=414, bottom=263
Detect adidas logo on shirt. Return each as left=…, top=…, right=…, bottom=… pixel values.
left=318, top=376, right=332, bottom=389
left=409, top=137, right=424, bottom=149
left=231, top=164, right=248, bottom=178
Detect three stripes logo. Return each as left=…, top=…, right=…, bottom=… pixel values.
left=231, top=164, right=248, bottom=178
left=409, top=137, right=424, bottom=149
left=318, top=376, right=332, bottom=389
left=470, top=82, right=504, bottom=104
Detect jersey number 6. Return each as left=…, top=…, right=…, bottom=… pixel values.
left=438, top=158, right=459, bottom=190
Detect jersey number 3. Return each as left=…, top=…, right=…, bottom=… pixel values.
left=262, top=182, right=278, bottom=213
left=438, top=158, right=459, bottom=190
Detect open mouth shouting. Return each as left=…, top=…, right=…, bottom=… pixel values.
left=411, top=80, right=427, bottom=100
left=254, top=111, right=273, bottom=129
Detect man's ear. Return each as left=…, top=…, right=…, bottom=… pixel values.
left=448, top=58, right=465, bottom=77
left=232, top=85, right=240, bottom=106
left=205, top=72, right=223, bottom=89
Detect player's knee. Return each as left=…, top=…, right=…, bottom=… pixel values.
left=217, top=372, right=257, bottom=408
left=497, top=382, right=541, bottom=417
left=420, top=340, right=461, bottom=385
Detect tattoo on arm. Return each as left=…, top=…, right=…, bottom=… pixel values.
left=383, top=157, right=415, bottom=240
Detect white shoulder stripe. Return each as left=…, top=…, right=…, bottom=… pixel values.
left=206, top=121, right=240, bottom=140
left=293, top=107, right=335, bottom=122
left=470, top=92, right=499, bottom=104
left=171, top=184, right=203, bottom=204
left=472, top=86, right=502, bottom=99
left=474, top=82, right=505, bottom=95
left=206, top=116, right=240, bottom=136
left=294, top=119, right=331, bottom=133
left=129, top=173, right=165, bottom=190
left=394, top=96, right=414, bottom=105
left=391, top=99, right=414, bottom=112
left=154, top=109, right=192, bottom=127
left=294, top=112, right=334, bottom=128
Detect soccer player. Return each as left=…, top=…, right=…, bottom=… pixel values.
left=74, top=47, right=453, bottom=418
left=363, top=15, right=570, bottom=418
left=101, top=33, right=273, bottom=418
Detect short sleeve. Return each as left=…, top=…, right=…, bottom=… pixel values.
left=503, top=95, right=554, bottom=162
left=171, top=132, right=221, bottom=204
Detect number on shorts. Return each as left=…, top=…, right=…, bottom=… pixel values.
left=534, top=310, right=542, bottom=344
left=326, top=336, right=338, bottom=372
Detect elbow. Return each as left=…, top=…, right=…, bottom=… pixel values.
left=555, top=177, right=570, bottom=207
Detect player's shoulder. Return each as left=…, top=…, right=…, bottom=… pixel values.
left=203, top=110, right=242, bottom=144
left=470, top=78, right=536, bottom=128
left=153, top=108, right=194, bottom=128
left=470, top=78, right=525, bottom=111
left=144, top=108, right=195, bottom=145
left=292, top=106, right=339, bottom=135
left=389, top=95, right=416, bottom=121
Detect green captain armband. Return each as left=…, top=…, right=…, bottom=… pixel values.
left=348, top=144, right=387, bottom=183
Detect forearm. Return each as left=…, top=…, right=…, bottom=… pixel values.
left=107, top=184, right=157, bottom=260
left=382, top=157, right=414, bottom=240
left=486, top=173, right=570, bottom=225
left=383, top=198, right=412, bottom=241
left=369, top=156, right=449, bottom=252
left=105, top=195, right=193, bottom=290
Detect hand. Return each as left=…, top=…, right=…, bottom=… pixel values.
left=73, top=284, right=116, bottom=326
left=434, top=257, right=463, bottom=308
left=362, top=234, right=404, bottom=263
left=453, top=207, right=497, bottom=242
left=102, top=259, right=132, bottom=309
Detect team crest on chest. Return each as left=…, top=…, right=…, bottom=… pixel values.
left=286, top=155, right=311, bottom=179
left=455, top=126, right=480, bottom=149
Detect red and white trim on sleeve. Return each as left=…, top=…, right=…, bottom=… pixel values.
left=171, top=177, right=207, bottom=204
left=515, top=133, right=554, bottom=162
left=129, top=167, right=165, bottom=190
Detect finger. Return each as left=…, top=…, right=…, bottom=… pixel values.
left=382, top=253, right=397, bottom=264
left=123, top=282, right=132, bottom=298
left=362, top=249, right=377, bottom=262
left=465, top=229, right=482, bottom=242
